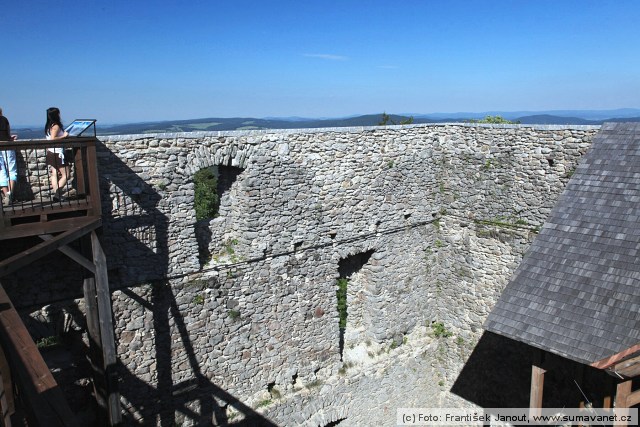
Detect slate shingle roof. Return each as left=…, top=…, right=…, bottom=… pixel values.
left=484, top=122, right=640, bottom=366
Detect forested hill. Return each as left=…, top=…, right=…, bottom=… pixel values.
left=13, top=112, right=640, bottom=139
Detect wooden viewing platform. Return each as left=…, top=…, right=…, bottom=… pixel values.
left=1, top=137, right=102, bottom=241
left=0, top=137, right=122, bottom=426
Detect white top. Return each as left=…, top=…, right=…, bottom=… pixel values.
left=46, top=126, right=65, bottom=154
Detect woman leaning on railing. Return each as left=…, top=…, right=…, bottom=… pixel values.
left=44, top=107, right=71, bottom=201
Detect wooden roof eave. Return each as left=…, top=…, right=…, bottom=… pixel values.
left=591, top=343, right=640, bottom=379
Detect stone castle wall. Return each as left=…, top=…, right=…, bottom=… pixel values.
left=3, top=124, right=598, bottom=425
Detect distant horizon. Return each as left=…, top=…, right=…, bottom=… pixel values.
left=10, top=107, right=640, bottom=129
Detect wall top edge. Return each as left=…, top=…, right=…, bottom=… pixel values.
left=97, top=122, right=603, bottom=142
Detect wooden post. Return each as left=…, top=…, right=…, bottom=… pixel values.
left=0, top=344, right=14, bottom=427
left=614, top=380, right=631, bottom=427
left=85, top=142, right=101, bottom=217
left=74, top=147, right=86, bottom=196
left=91, top=231, right=122, bottom=426
left=529, top=350, right=546, bottom=417
left=603, top=374, right=613, bottom=409
left=83, top=275, right=108, bottom=420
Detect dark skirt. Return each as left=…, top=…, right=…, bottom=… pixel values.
left=46, top=150, right=72, bottom=168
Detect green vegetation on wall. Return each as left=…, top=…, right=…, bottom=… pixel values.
left=194, top=167, right=219, bottom=220
left=336, top=278, right=349, bottom=329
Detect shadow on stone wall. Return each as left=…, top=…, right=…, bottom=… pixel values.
left=452, top=331, right=617, bottom=411
left=99, top=146, right=168, bottom=286
left=118, top=285, right=278, bottom=426
left=97, top=143, right=278, bottom=425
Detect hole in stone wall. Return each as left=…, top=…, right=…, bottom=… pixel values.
left=404, top=213, right=411, bottom=220
left=194, top=165, right=245, bottom=267
left=337, top=250, right=375, bottom=360
left=338, top=250, right=374, bottom=279
left=291, top=373, right=298, bottom=385
left=194, top=166, right=219, bottom=266
left=325, top=418, right=347, bottom=426
left=216, top=165, right=245, bottom=217
left=547, top=158, right=554, bottom=166
left=294, top=241, right=303, bottom=251
left=267, top=381, right=281, bottom=399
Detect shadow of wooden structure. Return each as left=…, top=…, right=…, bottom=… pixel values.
left=0, top=138, right=121, bottom=426
left=484, top=123, right=640, bottom=425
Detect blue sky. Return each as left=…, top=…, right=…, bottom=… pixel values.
left=4, top=0, right=640, bottom=126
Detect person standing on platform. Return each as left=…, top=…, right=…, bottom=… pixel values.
left=44, top=107, right=70, bottom=201
left=0, top=107, right=18, bottom=205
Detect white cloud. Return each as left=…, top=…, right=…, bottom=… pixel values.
left=304, top=53, right=348, bottom=61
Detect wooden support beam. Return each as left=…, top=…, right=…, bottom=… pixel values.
left=529, top=364, right=546, bottom=416
left=529, top=349, right=546, bottom=417
left=39, top=234, right=96, bottom=274
left=0, top=218, right=101, bottom=277
left=626, top=388, right=640, bottom=407
left=0, top=215, right=100, bottom=242
left=83, top=276, right=107, bottom=418
left=0, top=285, right=78, bottom=426
left=0, top=344, right=14, bottom=427
left=615, top=380, right=631, bottom=427
left=612, top=353, right=640, bottom=379
left=91, top=231, right=122, bottom=426
left=603, top=374, right=613, bottom=409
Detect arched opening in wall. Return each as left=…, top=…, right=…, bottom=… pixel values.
left=337, top=249, right=374, bottom=360
left=324, top=418, right=347, bottom=426
left=194, top=165, right=245, bottom=266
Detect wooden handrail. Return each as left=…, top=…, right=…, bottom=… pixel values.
left=0, top=283, right=78, bottom=426
left=0, top=137, right=97, bottom=151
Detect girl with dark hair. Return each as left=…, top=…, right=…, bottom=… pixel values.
left=45, top=107, right=70, bottom=201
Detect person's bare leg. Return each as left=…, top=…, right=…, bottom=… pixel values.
left=50, top=166, right=60, bottom=192
left=57, top=166, right=70, bottom=193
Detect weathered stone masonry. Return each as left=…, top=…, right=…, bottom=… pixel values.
left=4, top=124, right=598, bottom=425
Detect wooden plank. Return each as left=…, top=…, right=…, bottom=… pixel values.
left=74, top=147, right=87, bottom=195
left=2, top=198, right=91, bottom=220
left=85, top=144, right=101, bottom=217
left=0, top=218, right=101, bottom=277
left=0, top=215, right=100, bottom=242
left=82, top=277, right=107, bottom=417
left=626, top=388, right=640, bottom=407
left=612, top=353, right=640, bottom=378
left=603, top=375, right=613, bottom=409
left=0, top=344, right=14, bottom=426
left=39, top=234, right=96, bottom=274
left=615, top=380, right=631, bottom=426
left=0, top=137, right=95, bottom=152
left=91, top=232, right=122, bottom=425
left=0, top=285, right=77, bottom=426
left=529, top=364, right=546, bottom=417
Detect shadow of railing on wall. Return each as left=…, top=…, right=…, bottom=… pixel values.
left=98, top=143, right=278, bottom=425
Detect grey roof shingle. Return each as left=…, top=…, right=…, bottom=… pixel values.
left=484, top=122, right=640, bottom=365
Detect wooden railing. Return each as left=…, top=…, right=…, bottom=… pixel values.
left=0, top=137, right=102, bottom=240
